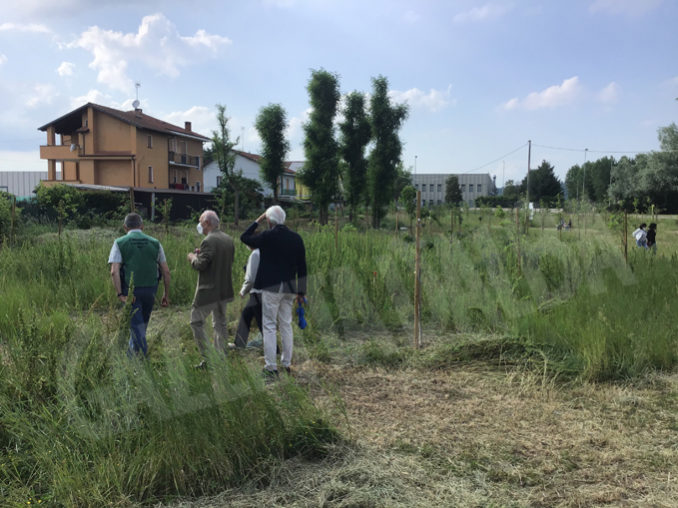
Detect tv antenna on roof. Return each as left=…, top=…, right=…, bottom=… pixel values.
left=133, top=82, right=141, bottom=109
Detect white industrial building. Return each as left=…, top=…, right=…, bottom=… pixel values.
left=0, top=171, right=55, bottom=200
left=412, top=173, right=496, bottom=207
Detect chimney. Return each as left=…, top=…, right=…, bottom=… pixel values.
left=185, top=121, right=192, bottom=131
left=135, top=108, right=142, bottom=117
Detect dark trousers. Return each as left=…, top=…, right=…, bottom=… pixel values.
left=128, top=286, right=157, bottom=357
left=235, top=293, right=262, bottom=347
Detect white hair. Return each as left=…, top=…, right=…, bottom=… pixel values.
left=265, top=205, right=286, bottom=225
left=202, top=210, right=220, bottom=227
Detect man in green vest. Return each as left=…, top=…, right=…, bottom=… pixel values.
left=187, top=210, right=235, bottom=367
left=109, top=212, right=170, bottom=356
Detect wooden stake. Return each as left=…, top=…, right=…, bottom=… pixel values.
left=622, top=212, right=629, bottom=265
left=10, top=195, right=16, bottom=244
left=413, top=190, right=422, bottom=349
left=334, top=205, right=338, bottom=250
left=395, top=198, right=399, bottom=235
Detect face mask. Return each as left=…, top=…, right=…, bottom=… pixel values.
left=196, top=223, right=203, bottom=235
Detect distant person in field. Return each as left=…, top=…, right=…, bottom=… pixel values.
left=187, top=210, right=235, bottom=367
left=241, top=205, right=307, bottom=380
left=632, top=223, right=648, bottom=248
left=647, top=223, right=657, bottom=253
left=108, top=212, right=170, bottom=357
left=233, top=245, right=263, bottom=348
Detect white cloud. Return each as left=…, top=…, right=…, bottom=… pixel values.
left=0, top=54, right=7, bottom=65
left=70, top=89, right=116, bottom=109
left=502, top=76, right=581, bottom=110
left=598, top=81, right=620, bottom=104
left=453, top=2, right=512, bottom=23
left=26, top=83, right=57, bottom=108
left=69, top=13, right=231, bottom=92
left=286, top=108, right=312, bottom=151
left=589, top=0, right=663, bottom=16
left=57, top=61, right=75, bottom=77
left=164, top=105, right=215, bottom=138
left=0, top=22, right=51, bottom=34
left=389, top=85, right=455, bottom=113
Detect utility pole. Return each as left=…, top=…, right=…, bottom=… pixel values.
left=525, top=140, right=531, bottom=233
left=582, top=148, right=588, bottom=202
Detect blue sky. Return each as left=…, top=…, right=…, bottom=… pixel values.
left=1, top=0, right=676, bottom=185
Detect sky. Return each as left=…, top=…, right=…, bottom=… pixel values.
left=1, top=0, right=677, bottom=185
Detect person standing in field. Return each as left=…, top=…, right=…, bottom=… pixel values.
left=109, top=212, right=170, bottom=357
left=647, top=223, right=657, bottom=253
left=187, top=210, right=235, bottom=367
left=241, top=205, right=307, bottom=380
left=632, top=223, right=648, bottom=248
left=233, top=245, right=262, bottom=348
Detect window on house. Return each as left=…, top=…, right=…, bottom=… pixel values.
left=196, top=182, right=200, bottom=192
left=147, top=135, right=153, bottom=148
left=477, top=184, right=482, bottom=193
left=430, top=184, right=435, bottom=192
left=437, top=184, right=442, bottom=192
left=469, top=184, right=474, bottom=192
left=148, top=166, right=153, bottom=183
left=216, top=175, right=222, bottom=187
left=414, top=184, right=418, bottom=190
left=461, top=184, right=466, bottom=192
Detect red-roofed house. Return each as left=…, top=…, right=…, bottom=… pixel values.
left=38, top=103, right=210, bottom=192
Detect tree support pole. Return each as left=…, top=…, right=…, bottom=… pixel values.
left=413, top=190, right=422, bottom=349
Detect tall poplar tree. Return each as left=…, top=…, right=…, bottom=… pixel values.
left=300, top=69, right=340, bottom=224
left=339, top=91, right=371, bottom=222
left=255, top=104, right=289, bottom=203
left=211, top=104, right=240, bottom=223
left=367, top=76, right=408, bottom=228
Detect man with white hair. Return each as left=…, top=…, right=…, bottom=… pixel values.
left=187, top=210, right=235, bottom=366
left=241, top=205, right=307, bottom=380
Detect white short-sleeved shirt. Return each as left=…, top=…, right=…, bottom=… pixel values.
left=107, top=229, right=167, bottom=264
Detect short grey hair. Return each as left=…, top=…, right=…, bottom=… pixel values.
left=202, top=210, right=220, bottom=227
left=124, top=213, right=143, bottom=229
left=265, top=205, right=286, bottom=225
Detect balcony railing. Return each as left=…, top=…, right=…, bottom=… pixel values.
left=280, top=188, right=296, bottom=196
left=168, top=151, right=200, bottom=167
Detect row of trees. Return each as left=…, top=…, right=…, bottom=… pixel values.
left=209, top=70, right=409, bottom=227
left=564, top=124, right=678, bottom=212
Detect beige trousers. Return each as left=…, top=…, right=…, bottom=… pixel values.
left=190, top=299, right=229, bottom=355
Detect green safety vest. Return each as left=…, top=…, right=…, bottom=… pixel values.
left=115, top=231, right=160, bottom=288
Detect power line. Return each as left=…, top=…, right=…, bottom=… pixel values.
left=465, top=142, right=528, bottom=173
left=532, top=143, right=678, bottom=154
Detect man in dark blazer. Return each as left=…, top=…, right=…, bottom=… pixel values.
left=187, top=210, right=235, bottom=363
left=241, top=205, right=306, bottom=378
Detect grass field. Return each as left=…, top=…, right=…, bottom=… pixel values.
left=1, top=208, right=677, bottom=506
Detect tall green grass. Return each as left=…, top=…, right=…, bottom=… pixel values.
left=0, top=308, right=336, bottom=505
left=2, top=216, right=677, bottom=502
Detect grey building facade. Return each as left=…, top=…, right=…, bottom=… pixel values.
left=412, top=173, right=496, bottom=207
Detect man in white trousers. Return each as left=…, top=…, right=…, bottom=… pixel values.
left=240, top=205, right=307, bottom=380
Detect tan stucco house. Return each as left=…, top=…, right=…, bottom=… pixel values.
left=38, top=103, right=210, bottom=192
